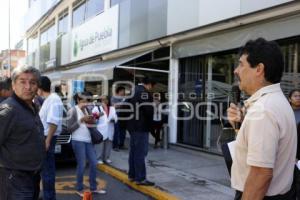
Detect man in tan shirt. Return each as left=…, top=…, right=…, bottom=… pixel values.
left=227, top=38, right=297, bottom=200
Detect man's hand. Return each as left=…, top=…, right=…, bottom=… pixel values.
left=45, top=123, right=57, bottom=151
left=227, top=103, right=243, bottom=129
left=45, top=137, right=51, bottom=151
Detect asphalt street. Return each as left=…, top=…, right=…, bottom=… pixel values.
left=51, top=162, right=153, bottom=200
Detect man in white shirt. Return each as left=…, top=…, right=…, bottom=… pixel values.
left=38, top=76, right=63, bottom=200
left=227, top=38, right=297, bottom=200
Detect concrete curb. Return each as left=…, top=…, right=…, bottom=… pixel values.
left=97, top=164, right=181, bottom=200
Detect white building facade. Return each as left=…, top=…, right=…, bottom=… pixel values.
left=24, top=0, right=300, bottom=153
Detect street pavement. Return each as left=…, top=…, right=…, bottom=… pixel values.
left=53, top=162, right=153, bottom=200
left=102, top=143, right=236, bottom=200
left=49, top=139, right=236, bottom=200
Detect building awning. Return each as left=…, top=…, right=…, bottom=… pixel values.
left=43, top=70, right=62, bottom=81
left=173, top=13, right=300, bottom=58
left=61, top=49, right=154, bottom=81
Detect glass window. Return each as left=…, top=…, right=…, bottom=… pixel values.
left=40, top=24, right=55, bottom=46
left=176, top=38, right=300, bottom=153
left=279, top=41, right=300, bottom=94
left=86, top=0, right=104, bottom=19
left=28, top=36, right=38, bottom=53
left=40, top=31, right=48, bottom=46
left=72, top=2, right=85, bottom=27
left=47, top=25, right=56, bottom=42
left=177, top=56, right=207, bottom=147
left=111, top=0, right=124, bottom=7
left=177, top=52, right=238, bottom=152
left=58, top=14, right=68, bottom=35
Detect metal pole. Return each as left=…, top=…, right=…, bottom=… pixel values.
left=205, top=56, right=213, bottom=149
left=8, top=0, right=11, bottom=77
left=163, top=124, right=169, bottom=149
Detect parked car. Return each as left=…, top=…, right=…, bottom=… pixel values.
left=55, top=104, right=75, bottom=162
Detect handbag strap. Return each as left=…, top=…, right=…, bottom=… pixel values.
left=82, top=106, right=92, bottom=116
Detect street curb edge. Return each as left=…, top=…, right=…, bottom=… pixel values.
left=97, top=164, right=181, bottom=200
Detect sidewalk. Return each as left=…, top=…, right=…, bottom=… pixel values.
left=100, top=143, right=235, bottom=200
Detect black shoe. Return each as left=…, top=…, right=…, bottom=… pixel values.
left=128, top=177, right=134, bottom=182
left=119, top=146, right=128, bottom=150
left=113, top=148, right=119, bottom=152
left=136, top=180, right=155, bottom=186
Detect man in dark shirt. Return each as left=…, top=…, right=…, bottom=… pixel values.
left=111, top=86, right=126, bottom=150
left=0, top=66, right=46, bottom=200
left=0, top=77, right=12, bottom=103
left=127, top=77, right=156, bottom=186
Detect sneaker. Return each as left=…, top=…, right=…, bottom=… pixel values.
left=97, top=160, right=104, bottom=164
left=75, top=191, right=84, bottom=197
left=136, top=180, right=155, bottom=186
left=91, top=189, right=107, bottom=194
left=105, top=159, right=112, bottom=164
left=113, top=148, right=119, bottom=152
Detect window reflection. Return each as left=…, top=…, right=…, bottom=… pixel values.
left=72, top=2, right=85, bottom=27
left=86, top=0, right=104, bottom=19
left=177, top=39, right=300, bottom=153
left=40, top=24, right=55, bottom=46
left=58, top=13, right=68, bottom=35
left=72, top=0, right=105, bottom=28
left=280, top=41, right=300, bottom=94
left=111, top=0, right=125, bottom=7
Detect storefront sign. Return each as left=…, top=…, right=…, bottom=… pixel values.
left=71, top=5, right=119, bottom=62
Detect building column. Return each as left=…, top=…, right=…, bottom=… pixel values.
left=105, top=0, right=111, bottom=11
left=51, top=15, right=59, bottom=62
left=68, top=5, right=73, bottom=32
left=35, top=30, right=41, bottom=69
left=168, top=46, right=179, bottom=144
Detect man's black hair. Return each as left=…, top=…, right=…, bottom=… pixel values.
left=115, top=86, right=125, bottom=94
left=239, top=37, right=284, bottom=84
left=73, top=91, right=93, bottom=105
left=39, top=76, right=51, bottom=92
left=142, top=76, right=156, bottom=85
left=54, top=85, right=61, bottom=93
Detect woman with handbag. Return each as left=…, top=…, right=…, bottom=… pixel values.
left=67, top=92, right=106, bottom=197
left=92, top=95, right=118, bottom=164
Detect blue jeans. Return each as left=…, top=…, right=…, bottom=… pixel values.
left=128, top=132, right=149, bottom=182
left=113, top=122, right=127, bottom=148
left=0, top=168, right=40, bottom=200
left=41, top=136, right=57, bottom=200
left=72, top=140, right=98, bottom=191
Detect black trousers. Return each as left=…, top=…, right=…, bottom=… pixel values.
left=294, top=167, right=300, bottom=199
left=150, top=121, right=163, bottom=145
left=0, top=168, right=40, bottom=200
left=235, top=188, right=295, bottom=200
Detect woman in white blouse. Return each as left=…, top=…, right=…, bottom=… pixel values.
left=67, top=92, right=106, bottom=197
left=92, top=95, right=118, bottom=164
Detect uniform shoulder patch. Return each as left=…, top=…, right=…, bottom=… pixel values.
left=0, top=104, right=13, bottom=117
